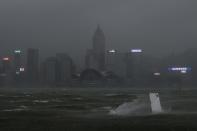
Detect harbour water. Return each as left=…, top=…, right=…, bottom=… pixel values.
left=0, top=87, right=197, bottom=131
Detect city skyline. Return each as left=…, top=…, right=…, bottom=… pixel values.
left=0, top=0, right=197, bottom=64
left=0, top=1, right=197, bottom=130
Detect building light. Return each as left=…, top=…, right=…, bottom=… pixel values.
left=168, top=67, right=191, bottom=71
left=131, top=49, right=142, bottom=53
left=20, top=68, right=25, bottom=72
left=154, top=72, right=161, bottom=76
left=181, top=70, right=187, bottom=74
left=108, top=49, right=116, bottom=53
left=3, top=57, right=10, bottom=61
left=14, top=50, right=21, bottom=54
left=16, top=72, right=20, bottom=75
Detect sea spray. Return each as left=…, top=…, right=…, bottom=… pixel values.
left=109, top=99, right=150, bottom=116
left=149, top=93, right=163, bottom=114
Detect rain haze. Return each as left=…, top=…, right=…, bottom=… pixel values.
left=1, top=1, right=197, bottom=131
left=0, top=0, right=197, bottom=63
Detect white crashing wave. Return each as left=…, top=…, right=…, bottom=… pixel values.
left=149, top=93, right=163, bottom=114
left=109, top=99, right=150, bottom=116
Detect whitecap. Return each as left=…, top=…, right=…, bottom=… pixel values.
left=109, top=99, right=150, bottom=116
left=33, top=100, right=49, bottom=103
left=2, top=105, right=28, bottom=112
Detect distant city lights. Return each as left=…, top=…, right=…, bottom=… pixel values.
left=168, top=67, right=191, bottom=71
left=16, top=71, right=20, bottom=75
left=131, top=49, right=142, bottom=53
left=2, top=57, right=10, bottom=61
left=181, top=70, right=187, bottom=74
left=108, top=49, right=116, bottom=53
left=14, top=50, right=21, bottom=54
left=154, top=72, right=161, bottom=76
left=20, top=68, right=25, bottom=72
left=168, top=67, right=191, bottom=74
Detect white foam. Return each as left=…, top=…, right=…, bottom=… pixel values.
left=33, top=100, right=49, bottom=103
left=149, top=93, right=163, bottom=113
left=109, top=99, right=149, bottom=116
left=2, top=105, right=28, bottom=112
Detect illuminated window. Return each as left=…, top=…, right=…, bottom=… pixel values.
left=14, top=50, right=21, bottom=54
left=131, top=49, right=142, bottom=53
left=20, top=68, right=25, bottom=72
left=154, top=73, right=161, bottom=76
left=3, top=57, right=9, bottom=61
left=108, top=49, right=116, bottom=53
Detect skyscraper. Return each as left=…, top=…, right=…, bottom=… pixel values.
left=125, top=49, right=143, bottom=85
left=26, top=48, right=39, bottom=83
left=1, top=57, right=13, bottom=85
left=2, top=57, right=11, bottom=73
left=43, top=57, right=57, bottom=85
left=86, top=25, right=106, bottom=71
left=106, top=50, right=126, bottom=77
left=93, top=25, right=106, bottom=71
left=56, top=53, right=73, bottom=85
left=85, top=49, right=99, bottom=69
left=14, top=50, right=21, bottom=74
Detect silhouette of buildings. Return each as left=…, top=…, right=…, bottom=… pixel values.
left=125, top=49, right=143, bottom=85
left=1, top=26, right=197, bottom=87
left=86, top=25, right=106, bottom=71
left=26, top=48, right=39, bottom=83
left=2, top=57, right=11, bottom=73
left=80, top=68, right=104, bottom=87
left=106, top=49, right=126, bottom=78
left=13, top=50, right=26, bottom=84
left=13, top=50, right=22, bottom=74
left=85, top=49, right=99, bottom=70
left=56, top=53, right=74, bottom=85
left=43, top=57, right=57, bottom=85
left=41, top=53, right=76, bottom=86
left=0, top=57, right=13, bottom=85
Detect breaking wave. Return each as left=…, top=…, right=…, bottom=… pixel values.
left=109, top=99, right=151, bottom=116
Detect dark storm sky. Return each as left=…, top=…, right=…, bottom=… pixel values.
left=0, top=0, right=196, bottom=64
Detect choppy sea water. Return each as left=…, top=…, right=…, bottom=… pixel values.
left=1, top=88, right=197, bottom=116
left=1, top=87, right=197, bottom=130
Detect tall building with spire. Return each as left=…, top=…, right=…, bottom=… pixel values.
left=86, top=25, right=106, bottom=71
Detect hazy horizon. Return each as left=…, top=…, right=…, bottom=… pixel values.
left=0, top=0, right=196, bottom=65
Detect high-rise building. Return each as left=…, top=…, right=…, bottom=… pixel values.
left=26, top=48, right=39, bottom=83
left=43, top=57, right=57, bottom=85
left=1, top=57, right=13, bottom=85
left=85, top=49, right=99, bottom=69
left=106, top=49, right=126, bottom=77
left=56, top=53, right=73, bottom=85
left=14, top=50, right=22, bottom=74
left=125, top=49, right=143, bottom=85
left=2, top=57, right=11, bottom=73
left=86, top=25, right=106, bottom=71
